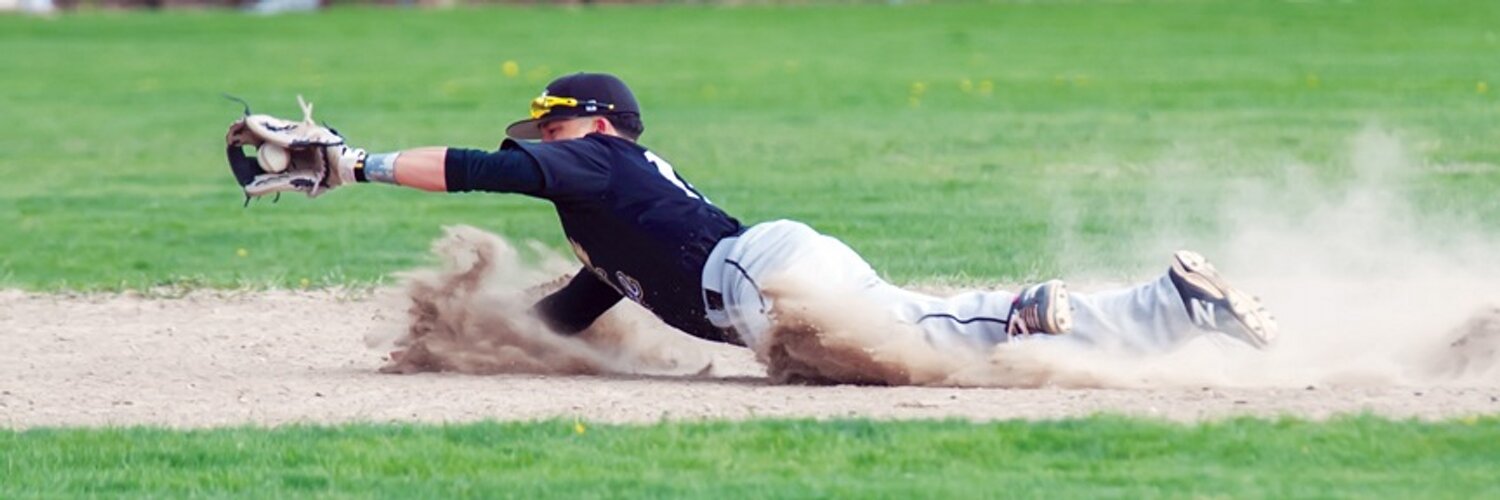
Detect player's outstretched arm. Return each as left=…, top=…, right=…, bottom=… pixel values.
left=358, top=146, right=544, bottom=195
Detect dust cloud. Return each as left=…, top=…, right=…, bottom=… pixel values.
left=754, top=280, right=983, bottom=385
left=1208, top=128, right=1500, bottom=387
left=368, top=226, right=715, bottom=378
left=758, top=128, right=1500, bottom=388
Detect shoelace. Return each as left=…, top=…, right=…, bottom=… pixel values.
left=1009, top=304, right=1044, bottom=334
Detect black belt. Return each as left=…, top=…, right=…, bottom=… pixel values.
left=700, top=226, right=748, bottom=344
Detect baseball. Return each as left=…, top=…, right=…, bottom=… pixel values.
left=256, top=143, right=290, bottom=173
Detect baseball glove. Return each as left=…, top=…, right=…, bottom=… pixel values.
left=224, top=95, right=364, bottom=203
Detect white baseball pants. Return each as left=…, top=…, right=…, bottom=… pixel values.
left=700, top=220, right=1204, bottom=353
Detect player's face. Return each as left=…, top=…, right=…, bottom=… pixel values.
left=539, top=117, right=601, bottom=142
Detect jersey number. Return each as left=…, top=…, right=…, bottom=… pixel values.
left=644, top=151, right=706, bottom=201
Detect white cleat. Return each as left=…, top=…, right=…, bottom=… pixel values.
left=1168, top=250, right=1278, bottom=349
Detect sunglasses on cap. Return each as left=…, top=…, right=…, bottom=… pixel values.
left=530, top=95, right=617, bottom=120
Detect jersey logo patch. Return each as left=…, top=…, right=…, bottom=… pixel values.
left=615, top=271, right=645, bottom=304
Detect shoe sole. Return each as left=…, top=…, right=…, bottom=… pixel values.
left=1172, top=250, right=1277, bottom=349
left=1038, top=279, right=1073, bottom=334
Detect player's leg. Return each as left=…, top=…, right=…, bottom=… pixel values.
left=706, top=220, right=1039, bottom=352
left=893, top=281, right=1072, bottom=350
left=885, top=252, right=1277, bottom=353
left=1023, top=250, right=1277, bottom=352
left=704, top=221, right=1275, bottom=353
left=1055, top=274, right=1204, bottom=352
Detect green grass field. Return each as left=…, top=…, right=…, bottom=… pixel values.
left=4, top=1, right=1500, bottom=496
left=5, top=416, right=1500, bottom=497
left=2, top=0, right=1497, bottom=289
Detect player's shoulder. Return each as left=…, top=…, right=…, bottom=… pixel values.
left=500, top=134, right=644, bottom=156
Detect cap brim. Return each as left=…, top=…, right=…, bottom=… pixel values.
left=504, top=118, right=544, bottom=140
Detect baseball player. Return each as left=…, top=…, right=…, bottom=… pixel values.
left=225, top=72, right=1277, bottom=361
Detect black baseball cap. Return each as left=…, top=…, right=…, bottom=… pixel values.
left=505, top=72, right=641, bottom=140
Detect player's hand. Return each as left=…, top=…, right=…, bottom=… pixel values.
left=223, top=95, right=348, bottom=202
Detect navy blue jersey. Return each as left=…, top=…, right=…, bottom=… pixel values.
left=496, top=134, right=744, bottom=342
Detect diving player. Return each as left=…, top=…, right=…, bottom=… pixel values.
left=325, top=72, right=1277, bottom=356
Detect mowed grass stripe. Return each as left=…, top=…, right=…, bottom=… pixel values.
left=2, top=416, right=1498, bottom=496
left=1, top=1, right=1498, bottom=289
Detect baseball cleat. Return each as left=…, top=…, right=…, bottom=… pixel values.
left=1168, top=250, right=1278, bottom=349
left=1006, top=279, right=1073, bottom=336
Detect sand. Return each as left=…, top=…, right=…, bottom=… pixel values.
left=3, top=289, right=1497, bottom=429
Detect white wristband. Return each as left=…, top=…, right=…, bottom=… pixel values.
left=365, top=152, right=401, bottom=184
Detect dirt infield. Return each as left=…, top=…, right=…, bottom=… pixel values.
left=3, top=289, right=1498, bottom=429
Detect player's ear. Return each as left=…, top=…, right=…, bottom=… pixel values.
left=593, top=116, right=613, bottom=135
